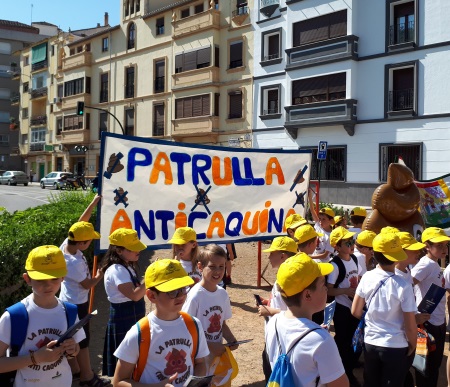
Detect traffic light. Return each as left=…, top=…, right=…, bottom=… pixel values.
left=76, top=101, right=85, bottom=116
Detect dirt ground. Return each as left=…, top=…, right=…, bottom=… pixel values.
left=82, top=242, right=449, bottom=387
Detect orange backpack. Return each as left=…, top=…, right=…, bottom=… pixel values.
left=133, top=311, right=200, bottom=382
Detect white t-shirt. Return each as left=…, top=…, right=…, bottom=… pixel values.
left=312, top=224, right=333, bottom=262
left=354, top=248, right=367, bottom=276
left=179, top=259, right=202, bottom=284
left=356, top=268, right=417, bottom=348
left=411, top=256, right=446, bottom=326
left=104, top=264, right=140, bottom=303
left=182, top=283, right=232, bottom=342
left=265, top=313, right=345, bottom=387
left=395, top=267, right=414, bottom=286
left=327, top=256, right=360, bottom=309
left=269, top=280, right=287, bottom=313
left=114, top=312, right=209, bottom=386
left=443, top=265, right=450, bottom=290
left=59, top=238, right=90, bottom=304
left=0, top=295, right=85, bottom=387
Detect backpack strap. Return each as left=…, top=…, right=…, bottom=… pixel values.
left=274, top=318, right=320, bottom=356
left=5, top=302, right=28, bottom=357
left=330, top=256, right=346, bottom=289
left=350, top=254, right=358, bottom=268
left=62, top=301, right=78, bottom=328
left=133, top=313, right=199, bottom=382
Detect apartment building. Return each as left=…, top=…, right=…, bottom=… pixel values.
left=253, top=0, right=450, bottom=205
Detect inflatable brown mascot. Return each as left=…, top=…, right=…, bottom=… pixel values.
left=363, top=163, right=425, bottom=237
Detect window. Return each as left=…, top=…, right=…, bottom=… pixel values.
left=0, top=112, right=9, bottom=123
left=51, top=45, right=55, bottom=56
left=130, top=0, right=135, bottom=14
left=70, top=48, right=75, bottom=56
left=195, top=3, right=204, bottom=14
left=56, top=118, right=62, bottom=135
left=305, top=146, right=346, bottom=181
left=56, top=157, right=63, bottom=171
left=389, top=1, right=415, bottom=46
left=22, top=108, right=28, bottom=119
left=292, top=73, right=346, bottom=105
left=214, top=0, right=219, bottom=9
left=86, top=113, right=90, bottom=130
left=0, top=42, right=11, bottom=55
left=125, top=66, right=135, bottom=98
left=293, top=10, right=347, bottom=47
left=380, top=143, right=421, bottom=181
left=228, top=91, right=242, bottom=119
left=125, top=108, right=135, bottom=136
left=125, top=0, right=130, bottom=16
left=0, top=88, right=9, bottom=99
left=77, top=46, right=83, bottom=53
left=261, top=85, right=280, bottom=116
left=33, top=75, right=46, bottom=89
left=102, top=37, right=109, bottom=52
left=99, top=112, right=108, bottom=139
left=175, top=47, right=211, bottom=73
left=85, top=43, right=91, bottom=52
left=154, top=60, right=165, bottom=93
left=57, top=84, right=63, bottom=98
left=175, top=94, right=210, bottom=118
left=128, top=23, right=136, bottom=49
left=156, top=17, right=165, bottom=35
left=100, top=73, right=109, bottom=102
left=153, top=103, right=165, bottom=136
left=23, top=82, right=29, bottom=93
left=235, top=0, right=248, bottom=15
left=136, top=0, right=140, bottom=12
left=64, top=77, right=84, bottom=97
left=64, top=115, right=83, bottom=130
left=31, top=128, right=46, bottom=143
left=262, top=29, right=281, bottom=62
left=0, top=135, right=9, bottom=146
left=386, top=62, right=416, bottom=116
left=229, top=41, right=243, bottom=69
left=24, top=56, right=29, bottom=66
left=214, top=93, right=220, bottom=116
left=181, top=8, right=190, bottom=18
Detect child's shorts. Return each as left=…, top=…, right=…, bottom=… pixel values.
left=76, top=301, right=90, bottom=349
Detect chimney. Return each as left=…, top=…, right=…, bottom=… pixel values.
left=104, top=12, right=109, bottom=26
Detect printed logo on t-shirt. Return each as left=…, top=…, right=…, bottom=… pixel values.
left=27, top=328, right=64, bottom=372
left=164, top=348, right=188, bottom=374
left=202, top=305, right=224, bottom=340
left=349, top=275, right=358, bottom=289
left=207, top=313, right=221, bottom=333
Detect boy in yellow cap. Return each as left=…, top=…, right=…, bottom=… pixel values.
left=284, top=213, right=308, bottom=240
left=0, top=245, right=85, bottom=386
left=348, top=207, right=367, bottom=235
left=295, top=224, right=323, bottom=258
left=327, top=226, right=360, bottom=385
left=113, top=259, right=209, bottom=386
left=59, top=195, right=110, bottom=386
left=168, top=227, right=201, bottom=283
left=265, top=253, right=348, bottom=386
left=354, top=230, right=377, bottom=275
left=411, top=227, right=450, bottom=387
left=352, top=233, right=417, bottom=387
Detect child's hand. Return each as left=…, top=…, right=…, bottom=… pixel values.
left=345, top=288, right=356, bottom=297
left=34, top=340, right=65, bottom=363
left=415, top=313, right=431, bottom=325
left=208, top=342, right=226, bottom=357
left=161, top=372, right=177, bottom=387
left=226, top=341, right=239, bottom=351
left=60, top=338, right=78, bottom=357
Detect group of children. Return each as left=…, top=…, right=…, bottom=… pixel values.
left=257, top=200, right=450, bottom=387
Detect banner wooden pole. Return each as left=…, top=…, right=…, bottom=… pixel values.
left=88, top=255, right=98, bottom=313
left=257, top=241, right=262, bottom=287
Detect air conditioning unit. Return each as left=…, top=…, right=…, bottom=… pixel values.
left=53, top=97, right=62, bottom=103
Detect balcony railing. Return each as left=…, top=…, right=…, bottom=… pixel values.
left=263, top=108, right=279, bottom=115
left=389, top=88, right=414, bottom=111
left=29, top=142, right=45, bottom=152
left=153, top=123, right=165, bottom=136
left=389, top=20, right=415, bottom=46
left=232, top=6, right=249, bottom=17
left=260, top=0, right=279, bottom=17
left=30, top=87, right=48, bottom=99
left=172, top=9, right=220, bottom=38
left=30, top=115, right=47, bottom=126
left=31, top=60, right=48, bottom=72
left=154, top=77, right=165, bottom=93
left=263, top=52, right=280, bottom=61
left=10, top=94, right=20, bottom=104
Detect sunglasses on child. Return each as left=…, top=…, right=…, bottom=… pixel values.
left=163, top=286, right=189, bottom=299
left=342, top=239, right=355, bottom=247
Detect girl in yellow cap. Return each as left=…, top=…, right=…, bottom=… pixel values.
left=168, top=227, right=201, bottom=283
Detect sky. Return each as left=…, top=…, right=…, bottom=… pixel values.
left=2, top=1, right=120, bottom=32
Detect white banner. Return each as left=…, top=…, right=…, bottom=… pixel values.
left=97, top=133, right=312, bottom=251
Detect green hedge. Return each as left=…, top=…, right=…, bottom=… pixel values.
left=0, top=191, right=96, bottom=311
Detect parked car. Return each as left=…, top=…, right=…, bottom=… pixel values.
left=40, top=171, right=73, bottom=189
left=0, top=171, right=28, bottom=186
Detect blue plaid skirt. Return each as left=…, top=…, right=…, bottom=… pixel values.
left=102, top=299, right=146, bottom=376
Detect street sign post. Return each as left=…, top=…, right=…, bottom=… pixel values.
left=317, top=141, right=328, bottom=160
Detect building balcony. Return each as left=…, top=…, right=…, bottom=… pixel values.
left=173, top=9, right=220, bottom=39
left=62, top=51, right=92, bottom=70
left=172, top=115, right=219, bottom=142
left=30, top=115, right=47, bottom=126
left=29, top=142, right=46, bottom=152
left=10, top=94, right=20, bottom=105
left=31, top=60, right=48, bottom=72
left=30, top=87, right=48, bottom=100
left=284, top=99, right=357, bottom=137
left=260, top=0, right=279, bottom=17
left=10, top=146, right=20, bottom=156
left=389, top=20, right=415, bottom=51
left=62, top=94, right=91, bottom=110
left=286, top=35, right=359, bottom=70
left=231, top=6, right=249, bottom=25
left=172, top=67, right=219, bottom=89
left=60, top=128, right=90, bottom=145
left=387, top=88, right=415, bottom=118
left=10, top=71, right=21, bottom=80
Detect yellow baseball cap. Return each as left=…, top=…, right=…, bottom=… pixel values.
left=330, top=226, right=356, bottom=247
left=334, top=215, right=345, bottom=225
left=421, top=227, right=450, bottom=244
left=372, top=233, right=407, bottom=262
left=319, top=207, right=335, bottom=218
left=167, top=227, right=197, bottom=244
left=263, top=236, right=298, bottom=254
left=397, top=232, right=426, bottom=251
left=144, top=259, right=194, bottom=290
left=25, top=245, right=68, bottom=280
left=109, top=228, right=147, bottom=252
left=351, top=207, right=367, bottom=217
left=277, top=253, right=333, bottom=297
left=284, top=214, right=307, bottom=230
left=294, top=224, right=323, bottom=245
left=68, top=221, right=100, bottom=241
left=380, top=226, right=400, bottom=235
left=356, top=230, right=377, bottom=248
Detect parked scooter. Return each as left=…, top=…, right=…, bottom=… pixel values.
left=65, top=175, right=87, bottom=190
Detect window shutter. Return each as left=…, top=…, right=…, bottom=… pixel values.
left=329, top=10, right=347, bottom=38
left=202, top=94, right=210, bottom=116
left=197, top=47, right=211, bottom=66
left=299, top=75, right=327, bottom=97
left=86, top=77, right=91, bottom=94
left=184, top=51, right=197, bottom=71
left=175, top=54, right=183, bottom=72
left=328, top=73, right=346, bottom=93
left=230, top=41, right=243, bottom=63
left=155, top=60, right=165, bottom=77
left=268, top=89, right=278, bottom=112
left=192, top=96, right=202, bottom=116
left=394, top=2, right=415, bottom=18
left=156, top=17, right=164, bottom=27
left=175, top=99, right=183, bottom=118
left=155, top=104, right=164, bottom=124
left=126, top=109, right=134, bottom=126
left=215, top=46, right=220, bottom=67
left=100, top=112, right=107, bottom=130
left=229, top=92, right=242, bottom=118
left=183, top=97, right=193, bottom=117
left=297, top=15, right=329, bottom=45
left=268, top=34, right=279, bottom=58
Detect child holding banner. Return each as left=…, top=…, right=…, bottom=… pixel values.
left=168, top=227, right=202, bottom=283
left=99, top=228, right=147, bottom=377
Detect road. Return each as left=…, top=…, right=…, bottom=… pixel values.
left=0, top=183, right=67, bottom=212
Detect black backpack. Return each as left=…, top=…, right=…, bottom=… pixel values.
left=327, top=254, right=358, bottom=303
